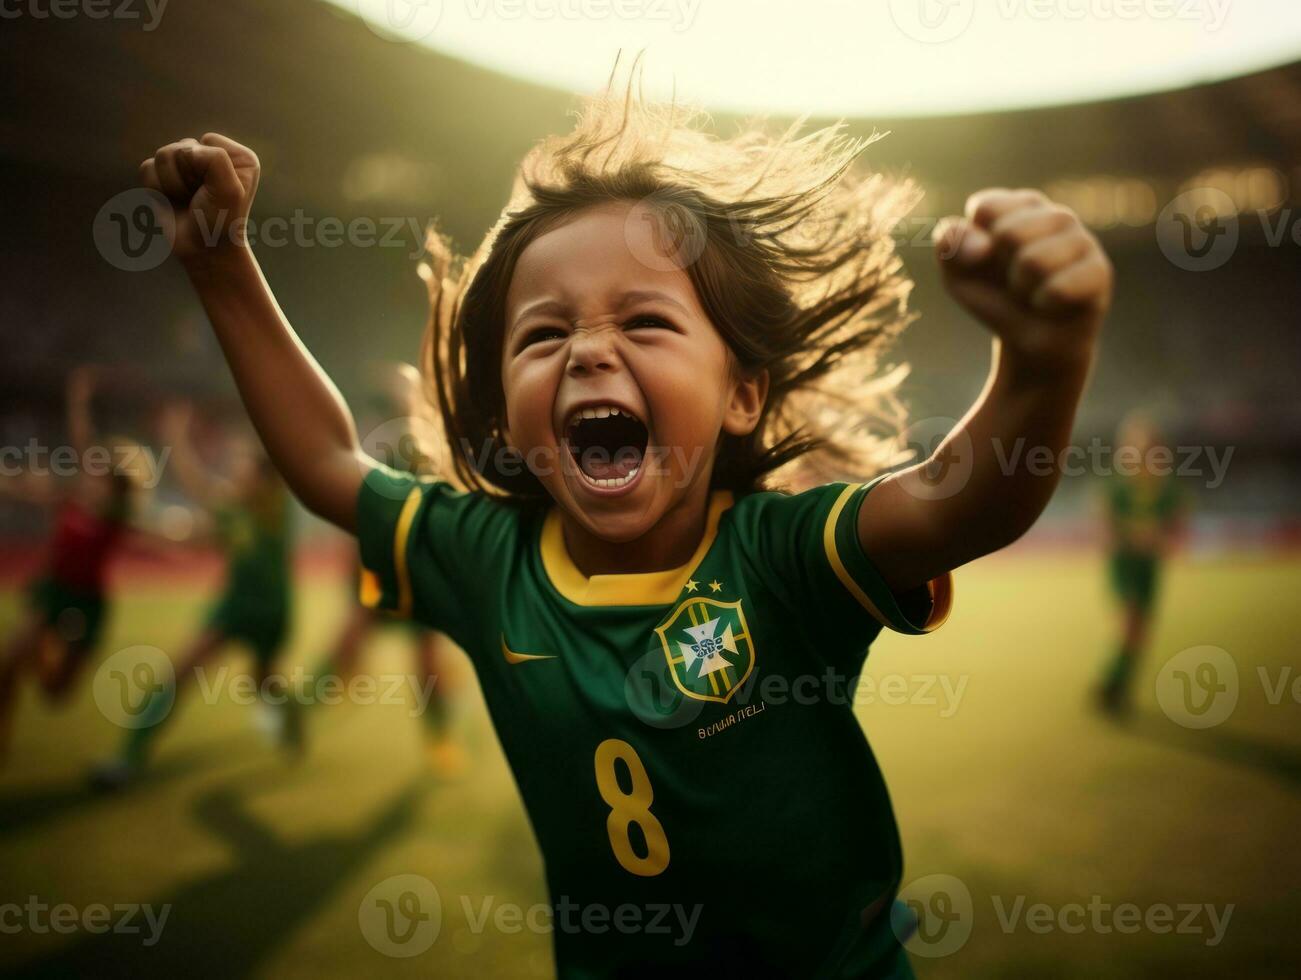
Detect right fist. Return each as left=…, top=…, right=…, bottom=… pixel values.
left=140, top=133, right=259, bottom=262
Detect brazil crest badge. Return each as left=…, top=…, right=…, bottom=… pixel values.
left=654, top=597, right=755, bottom=704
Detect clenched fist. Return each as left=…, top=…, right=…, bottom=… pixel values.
left=139, top=133, right=260, bottom=263
left=935, top=189, right=1112, bottom=373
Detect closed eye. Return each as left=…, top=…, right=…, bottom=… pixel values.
left=519, top=326, right=567, bottom=348
left=624, top=314, right=677, bottom=333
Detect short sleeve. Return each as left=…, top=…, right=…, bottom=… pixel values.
left=736, top=477, right=953, bottom=657
left=355, top=464, right=516, bottom=647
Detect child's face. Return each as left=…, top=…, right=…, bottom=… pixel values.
left=502, top=202, right=764, bottom=543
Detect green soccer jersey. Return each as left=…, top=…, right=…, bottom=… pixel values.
left=213, top=486, right=292, bottom=608
left=358, top=467, right=952, bottom=978
left=1106, top=474, right=1183, bottom=557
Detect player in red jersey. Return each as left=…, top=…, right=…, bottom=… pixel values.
left=0, top=367, right=151, bottom=760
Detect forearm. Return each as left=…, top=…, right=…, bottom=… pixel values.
left=861, top=187, right=1109, bottom=592
left=184, top=246, right=366, bottom=529
left=946, top=339, right=1090, bottom=551
left=865, top=339, right=1090, bottom=590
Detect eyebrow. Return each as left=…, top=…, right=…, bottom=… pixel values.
left=510, top=289, right=692, bottom=331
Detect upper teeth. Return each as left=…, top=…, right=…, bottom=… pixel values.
left=569, top=405, right=630, bottom=427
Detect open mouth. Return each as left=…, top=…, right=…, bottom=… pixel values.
left=563, top=405, right=649, bottom=490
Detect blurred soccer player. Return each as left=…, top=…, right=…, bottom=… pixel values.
left=0, top=367, right=144, bottom=760
left=91, top=403, right=297, bottom=789
left=1097, top=411, right=1187, bottom=715
left=305, top=363, right=463, bottom=774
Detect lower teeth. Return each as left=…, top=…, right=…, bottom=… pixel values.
left=588, top=466, right=639, bottom=489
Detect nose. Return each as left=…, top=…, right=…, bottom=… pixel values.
left=565, top=322, right=622, bottom=377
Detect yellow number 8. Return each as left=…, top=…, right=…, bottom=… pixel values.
left=594, top=739, right=670, bottom=877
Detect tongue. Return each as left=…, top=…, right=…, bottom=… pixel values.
left=579, top=446, right=643, bottom=481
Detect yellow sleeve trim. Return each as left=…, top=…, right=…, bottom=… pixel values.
left=823, top=482, right=953, bottom=634
left=824, top=483, right=892, bottom=629
left=393, top=486, right=423, bottom=617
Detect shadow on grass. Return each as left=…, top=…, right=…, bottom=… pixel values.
left=1120, top=709, right=1301, bottom=788
left=9, top=769, right=431, bottom=978
left=0, top=733, right=257, bottom=838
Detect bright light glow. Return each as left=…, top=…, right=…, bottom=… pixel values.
left=328, top=0, right=1301, bottom=117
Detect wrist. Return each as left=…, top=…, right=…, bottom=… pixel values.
left=993, top=336, right=1094, bottom=391
left=181, top=241, right=256, bottom=284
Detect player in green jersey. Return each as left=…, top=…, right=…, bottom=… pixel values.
left=92, top=402, right=296, bottom=789
left=139, top=72, right=1111, bottom=976
left=305, top=363, right=464, bottom=774
left=1097, top=412, right=1186, bottom=715
left=358, top=466, right=953, bottom=972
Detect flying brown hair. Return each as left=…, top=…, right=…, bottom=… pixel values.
left=417, top=59, right=920, bottom=501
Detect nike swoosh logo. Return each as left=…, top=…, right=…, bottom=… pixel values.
left=501, top=634, right=556, bottom=664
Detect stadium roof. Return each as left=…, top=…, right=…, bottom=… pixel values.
left=323, top=0, right=1301, bottom=118
left=5, top=0, right=1297, bottom=228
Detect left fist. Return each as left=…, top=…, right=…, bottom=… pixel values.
left=935, top=189, right=1112, bottom=371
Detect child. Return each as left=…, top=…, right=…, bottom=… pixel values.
left=1097, top=411, right=1186, bottom=715
left=92, top=402, right=297, bottom=789
left=139, top=82, right=1110, bottom=976
left=0, top=367, right=141, bottom=760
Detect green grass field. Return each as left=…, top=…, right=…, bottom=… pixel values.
left=1, top=555, right=1298, bottom=978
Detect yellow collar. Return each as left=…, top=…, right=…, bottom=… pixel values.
left=539, top=491, right=733, bottom=607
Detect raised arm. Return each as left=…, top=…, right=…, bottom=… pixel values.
left=140, top=134, right=368, bottom=530
left=157, top=401, right=230, bottom=508
left=861, top=189, right=1112, bottom=593
left=66, top=365, right=97, bottom=463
